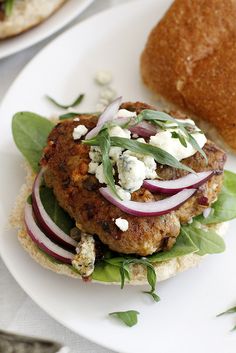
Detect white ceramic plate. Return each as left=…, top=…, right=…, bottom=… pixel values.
left=0, top=0, right=93, bottom=59
left=1, top=1, right=236, bottom=353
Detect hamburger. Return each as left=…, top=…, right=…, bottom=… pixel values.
left=0, top=0, right=67, bottom=39
left=11, top=98, right=236, bottom=293
left=141, top=0, right=236, bottom=153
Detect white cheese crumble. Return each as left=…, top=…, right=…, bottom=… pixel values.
left=117, top=154, right=146, bottom=192
left=115, top=217, right=129, bottom=232
left=89, top=146, right=102, bottom=163
left=115, top=185, right=131, bottom=201
left=88, top=162, right=99, bottom=174
left=95, top=70, right=112, bottom=85
left=109, top=125, right=131, bottom=139
left=73, top=125, right=88, bottom=140
left=72, top=234, right=95, bottom=277
left=149, top=119, right=207, bottom=161
left=116, top=109, right=137, bottom=119
left=73, top=117, right=80, bottom=122
left=95, top=164, right=106, bottom=184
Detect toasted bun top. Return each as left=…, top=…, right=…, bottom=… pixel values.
left=0, top=0, right=67, bottom=39
left=141, top=0, right=236, bottom=152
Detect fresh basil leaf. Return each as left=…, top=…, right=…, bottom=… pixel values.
left=46, top=93, right=84, bottom=109
left=171, top=131, right=188, bottom=148
left=143, top=291, right=160, bottom=302
left=199, top=170, right=236, bottom=224
left=110, top=137, right=194, bottom=174
left=187, top=132, right=207, bottom=162
left=59, top=112, right=99, bottom=120
left=217, top=306, right=236, bottom=317
left=12, top=112, right=54, bottom=172
left=40, top=185, right=75, bottom=234
left=109, top=310, right=139, bottom=327
left=148, top=228, right=198, bottom=263
left=4, top=0, right=15, bottom=16
left=184, top=223, right=225, bottom=256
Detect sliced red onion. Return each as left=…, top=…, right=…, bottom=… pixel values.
left=32, top=169, right=77, bottom=248
left=143, top=171, right=214, bottom=194
left=129, top=121, right=157, bottom=138
left=85, top=96, right=122, bottom=140
left=24, top=204, right=74, bottom=264
left=99, top=187, right=196, bottom=216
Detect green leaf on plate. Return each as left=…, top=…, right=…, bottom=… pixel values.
left=109, top=310, right=140, bottom=327
left=46, top=93, right=84, bottom=109
left=217, top=306, right=236, bottom=317
left=12, top=112, right=54, bottom=172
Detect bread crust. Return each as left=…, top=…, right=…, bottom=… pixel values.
left=10, top=163, right=228, bottom=285
left=0, top=0, right=67, bottom=40
left=141, top=0, right=236, bottom=152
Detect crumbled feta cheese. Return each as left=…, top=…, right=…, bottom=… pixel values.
left=100, top=87, right=116, bottom=102
left=109, top=125, right=131, bottom=139
left=95, top=164, right=106, bottom=184
left=149, top=126, right=207, bottom=161
left=95, top=70, right=112, bottom=85
left=109, top=146, right=123, bottom=162
left=89, top=146, right=102, bottom=163
left=116, top=109, right=137, bottom=119
left=73, top=117, right=80, bottom=122
left=117, top=154, right=146, bottom=192
left=88, top=162, right=99, bottom=174
left=115, top=218, right=129, bottom=232
left=136, top=137, right=146, bottom=143
left=73, top=125, right=88, bottom=140
left=123, top=150, right=157, bottom=180
left=132, top=133, right=139, bottom=138
left=115, top=185, right=131, bottom=201
left=72, top=234, right=95, bottom=277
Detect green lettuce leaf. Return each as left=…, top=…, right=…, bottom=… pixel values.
left=12, top=112, right=54, bottom=172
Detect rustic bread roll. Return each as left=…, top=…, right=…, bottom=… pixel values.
left=10, top=163, right=228, bottom=285
left=0, top=0, right=67, bottom=39
left=141, top=0, right=236, bottom=152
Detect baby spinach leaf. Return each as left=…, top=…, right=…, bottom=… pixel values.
left=12, top=112, right=54, bottom=172
left=199, top=170, right=236, bottom=224
left=185, top=223, right=225, bottom=256
left=46, top=93, right=84, bottom=109
left=148, top=228, right=198, bottom=263
left=109, top=310, right=139, bottom=327
left=40, top=185, right=75, bottom=235
left=92, top=262, right=121, bottom=282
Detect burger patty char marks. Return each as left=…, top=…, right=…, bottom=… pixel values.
left=41, top=102, right=226, bottom=256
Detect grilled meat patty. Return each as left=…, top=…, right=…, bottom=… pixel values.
left=41, top=102, right=226, bottom=256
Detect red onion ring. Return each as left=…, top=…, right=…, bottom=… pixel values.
left=143, top=171, right=214, bottom=194
left=129, top=121, right=157, bottom=137
left=99, top=187, right=196, bottom=216
left=24, top=204, right=74, bottom=264
left=32, top=169, right=77, bottom=248
left=85, top=96, right=122, bottom=140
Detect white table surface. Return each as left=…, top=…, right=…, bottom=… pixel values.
left=0, top=1, right=133, bottom=352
